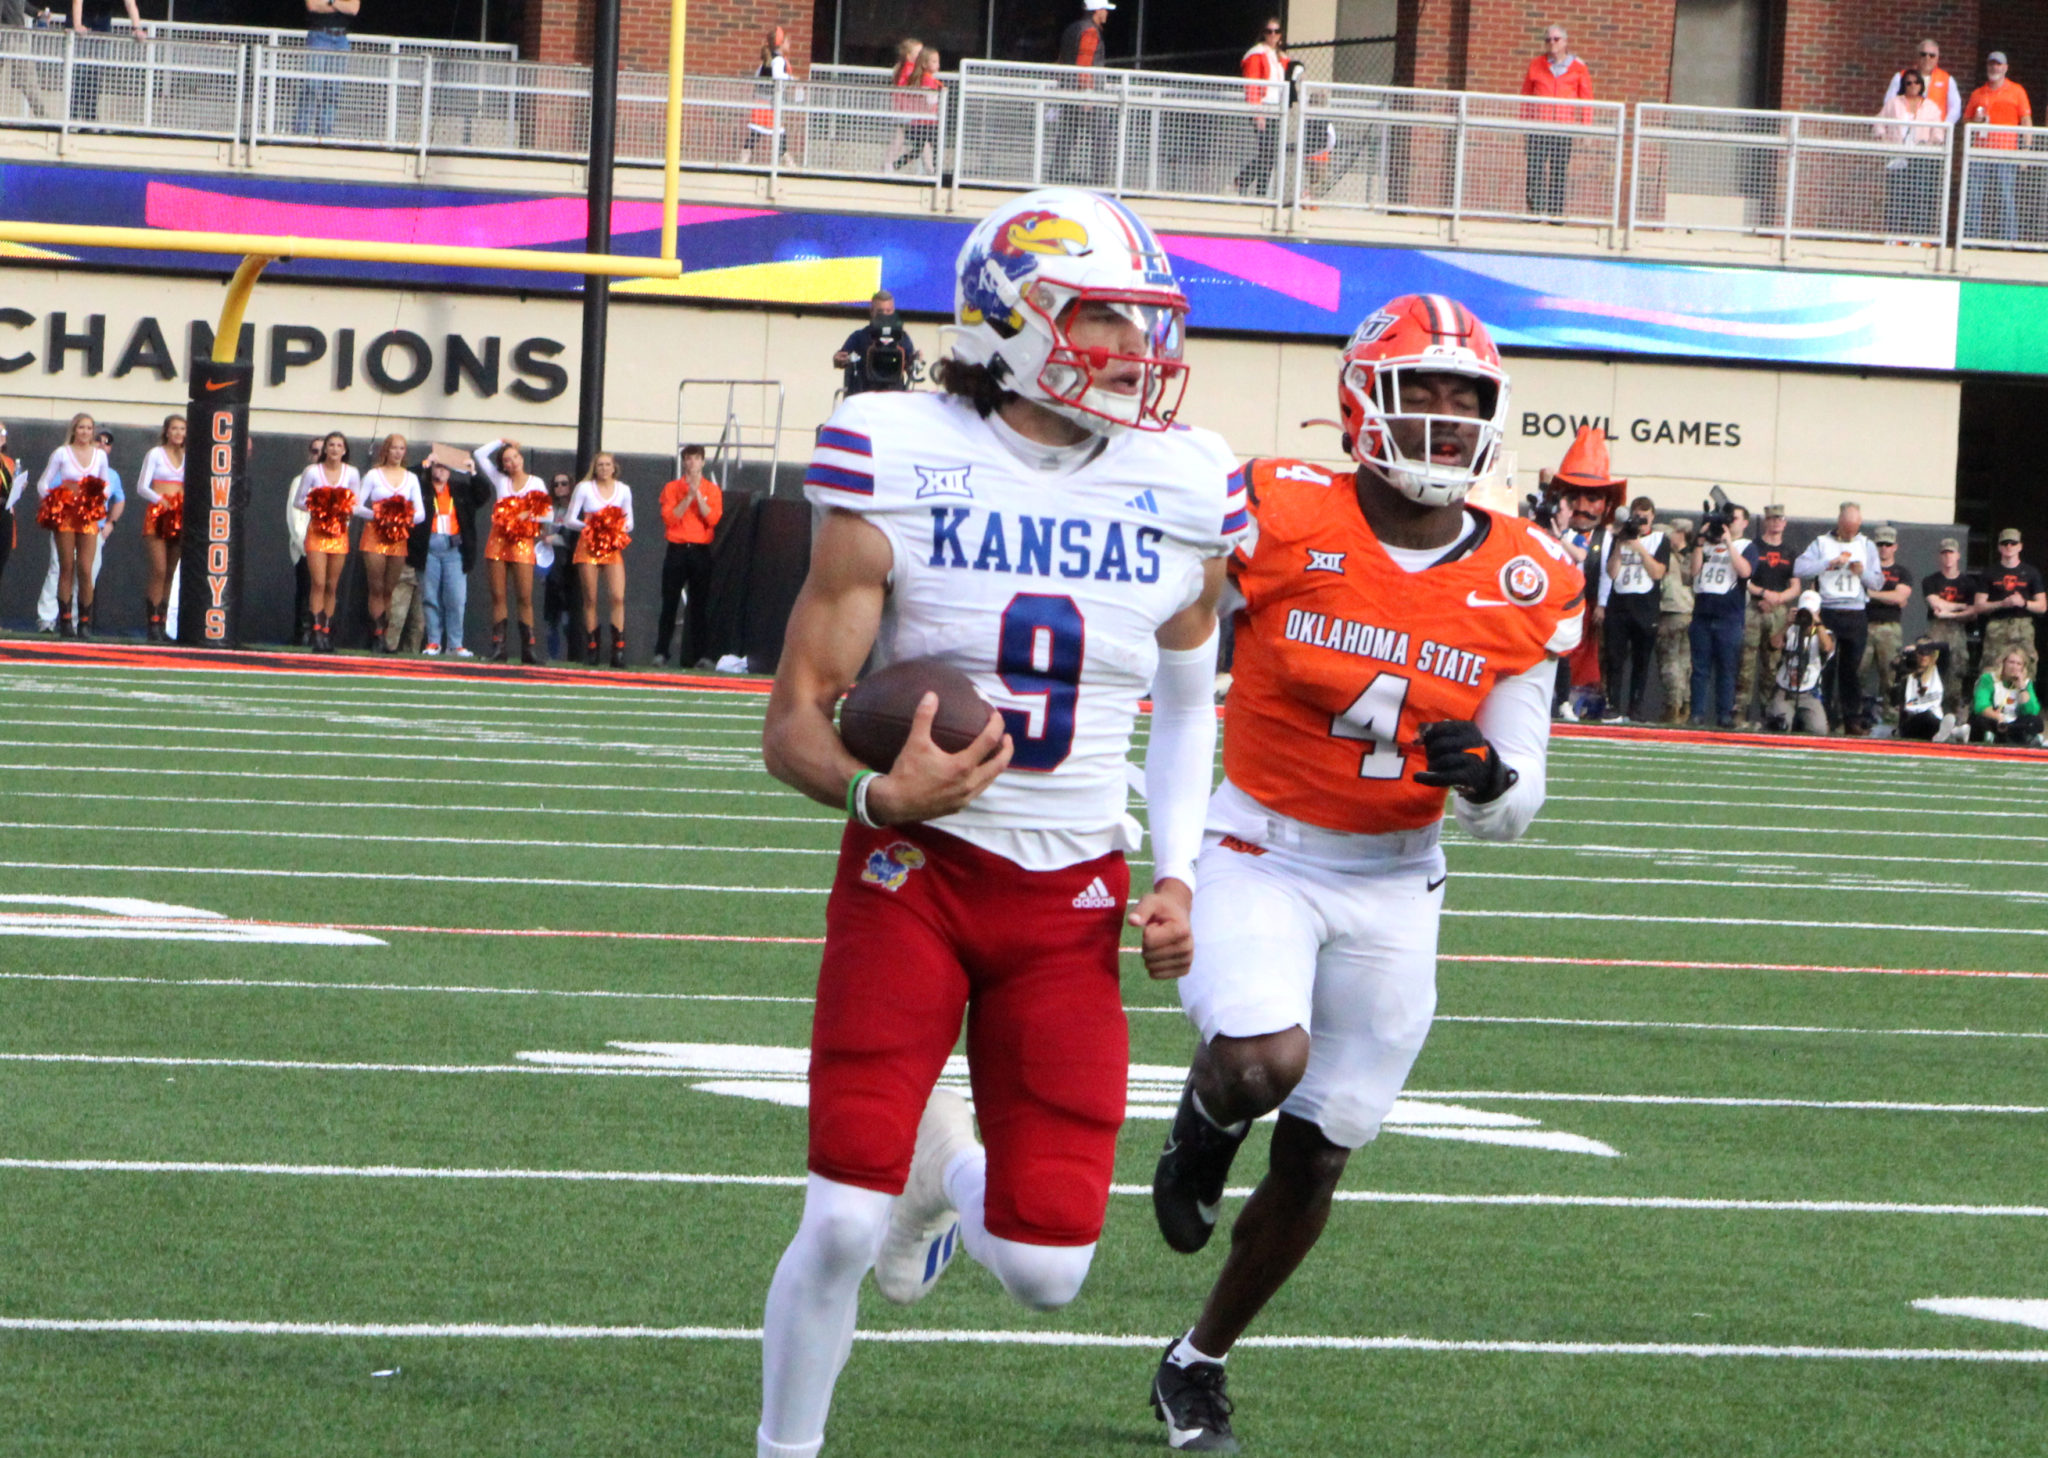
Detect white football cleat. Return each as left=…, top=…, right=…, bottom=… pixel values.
left=874, top=1087, right=978, bottom=1306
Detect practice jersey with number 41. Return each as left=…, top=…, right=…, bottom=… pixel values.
left=1227, top=458, right=1584, bottom=835
left=805, top=390, right=1247, bottom=844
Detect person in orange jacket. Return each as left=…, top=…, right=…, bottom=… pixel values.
left=1963, top=51, right=2033, bottom=242
left=1520, top=24, right=1593, bottom=218
left=652, top=444, right=724, bottom=669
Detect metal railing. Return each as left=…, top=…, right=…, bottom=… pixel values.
left=1293, top=80, right=1625, bottom=235
left=251, top=44, right=425, bottom=153
left=1631, top=104, right=1953, bottom=253
left=0, top=28, right=243, bottom=144
left=1956, top=124, right=2048, bottom=255
left=138, top=21, right=516, bottom=62
left=953, top=59, right=1295, bottom=211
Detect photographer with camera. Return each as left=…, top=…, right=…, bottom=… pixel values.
left=1864, top=526, right=1913, bottom=729
left=1657, top=517, right=1695, bottom=723
left=834, top=290, right=921, bottom=397
left=1895, top=638, right=1957, bottom=742
left=1767, top=589, right=1835, bottom=734
left=1792, top=501, right=1885, bottom=735
left=1738, top=505, right=1799, bottom=727
left=1598, top=494, right=1669, bottom=723
left=1687, top=492, right=1752, bottom=728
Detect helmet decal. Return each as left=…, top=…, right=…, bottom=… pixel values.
left=997, top=210, right=1094, bottom=259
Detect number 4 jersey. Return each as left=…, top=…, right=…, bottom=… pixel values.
left=805, top=390, right=1247, bottom=860
left=1225, top=458, right=1584, bottom=836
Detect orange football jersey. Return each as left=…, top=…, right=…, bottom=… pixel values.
left=1224, top=459, right=1584, bottom=834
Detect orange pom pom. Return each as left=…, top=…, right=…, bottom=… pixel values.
left=36, top=488, right=70, bottom=531
left=147, top=495, right=184, bottom=543
left=582, top=504, right=631, bottom=561
left=372, top=494, right=415, bottom=546
left=306, top=485, right=356, bottom=542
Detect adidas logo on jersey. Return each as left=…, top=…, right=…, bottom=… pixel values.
left=1125, top=489, right=1161, bottom=515
left=1072, top=876, right=1118, bottom=909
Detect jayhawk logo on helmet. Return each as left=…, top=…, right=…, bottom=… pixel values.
left=1338, top=293, right=1511, bottom=510
left=997, top=210, right=1094, bottom=260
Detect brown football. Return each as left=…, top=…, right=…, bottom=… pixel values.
left=838, top=658, right=998, bottom=773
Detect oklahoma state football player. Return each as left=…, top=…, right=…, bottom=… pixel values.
left=1145, top=294, right=1582, bottom=1454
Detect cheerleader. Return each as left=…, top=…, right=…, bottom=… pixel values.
left=476, top=437, right=547, bottom=664
left=35, top=412, right=111, bottom=638
left=567, top=451, right=634, bottom=668
left=291, top=431, right=360, bottom=654
left=135, top=414, right=186, bottom=642
left=354, top=433, right=426, bottom=653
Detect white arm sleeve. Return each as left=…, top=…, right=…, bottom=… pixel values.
left=1452, top=658, right=1555, bottom=843
left=1142, top=631, right=1220, bottom=892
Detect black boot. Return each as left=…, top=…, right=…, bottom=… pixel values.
left=76, top=603, right=93, bottom=640
left=312, top=612, right=330, bottom=654
left=609, top=627, right=625, bottom=669
left=517, top=621, right=537, bottom=666
left=57, top=611, right=74, bottom=639
left=368, top=613, right=387, bottom=654
left=584, top=629, right=600, bottom=666
left=489, top=619, right=508, bottom=662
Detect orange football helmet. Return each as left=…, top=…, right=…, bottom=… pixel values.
left=1338, top=294, right=1510, bottom=507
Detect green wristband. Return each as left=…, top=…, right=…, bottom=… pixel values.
left=845, top=770, right=876, bottom=823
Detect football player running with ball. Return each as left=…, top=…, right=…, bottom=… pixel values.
left=1146, top=296, right=1583, bottom=1452
left=755, top=189, right=1248, bottom=1458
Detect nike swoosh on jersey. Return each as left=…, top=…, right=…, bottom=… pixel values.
left=1465, top=591, right=1512, bottom=608
left=1427, top=874, right=1448, bottom=892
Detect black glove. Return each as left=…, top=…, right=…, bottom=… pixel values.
left=1413, top=719, right=1518, bottom=804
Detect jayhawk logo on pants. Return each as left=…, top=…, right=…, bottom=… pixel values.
left=861, top=842, right=927, bottom=892
left=961, top=212, right=1094, bottom=335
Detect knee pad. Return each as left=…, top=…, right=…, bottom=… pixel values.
left=794, top=1177, right=893, bottom=1275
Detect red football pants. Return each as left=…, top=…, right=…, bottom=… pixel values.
left=807, top=821, right=1131, bottom=1247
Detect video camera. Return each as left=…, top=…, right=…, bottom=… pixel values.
left=856, top=316, right=912, bottom=393
left=1524, top=492, right=1568, bottom=536
left=1696, top=485, right=1738, bottom=546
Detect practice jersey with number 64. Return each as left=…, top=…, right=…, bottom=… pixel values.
left=1226, top=458, right=1584, bottom=835
left=805, top=390, right=1247, bottom=853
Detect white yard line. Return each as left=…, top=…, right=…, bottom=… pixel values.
left=0, top=742, right=765, bottom=774
left=0, top=862, right=826, bottom=894
left=0, top=717, right=764, bottom=757
left=0, top=762, right=803, bottom=798
left=0, top=1315, right=2039, bottom=1362
left=0, top=789, right=839, bottom=825
left=0, top=823, right=839, bottom=857
left=1472, top=840, right=2048, bottom=872
left=0, top=704, right=767, bottom=737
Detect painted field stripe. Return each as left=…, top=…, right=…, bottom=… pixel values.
left=0, top=823, right=839, bottom=857
left=8, top=1159, right=2047, bottom=1220
left=1438, top=910, right=2048, bottom=938
left=2, top=1051, right=2039, bottom=1112
left=1436, top=953, right=2048, bottom=981
left=0, top=706, right=768, bottom=738
left=1542, top=793, right=2048, bottom=820
left=0, top=720, right=767, bottom=761
left=0, top=862, right=827, bottom=894
left=0, top=763, right=805, bottom=797
left=1530, top=818, right=2048, bottom=844
left=0, top=693, right=766, bottom=724
left=0, top=790, right=840, bottom=825
left=0, top=740, right=766, bottom=774
left=0, top=1317, right=2041, bottom=1361
left=1475, top=840, right=2048, bottom=873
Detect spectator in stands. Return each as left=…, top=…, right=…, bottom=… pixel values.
left=1520, top=24, right=1592, bottom=219
left=1886, top=39, right=1963, bottom=126
left=415, top=457, right=488, bottom=659
left=892, top=37, right=922, bottom=85
left=286, top=437, right=318, bottom=645
left=745, top=31, right=794, bottom=167
left=1864, top=525, right=1912, bottom=727
left=1656, top=517, right=1693, bottom=724
left=297, top=0, right=358, bottom=138
left=1964, top=52, right=2032, bottom=243
left=1599, top=495, right=1667, bottom=723
left=1237, top=18, right=1288, bottom=198
left=1054, top=1, right=1112, bottom=185
left=68, top=0, right=144, bottom=126
left=291, top=430, right=358, bottom=654
left=1895, top=639, right=1952, bottom=742
left=1793, top=501, right=1883, bottom=735
left=1768, top=590, right=1833, bottom=735
left=889, top=38, right=925, bottom=164
left=834, top=291, right=919, bottom=396
left=1922, top=535, right=1977, bottom=717
left=1877, top=67, right=1947, bottom=239
left=1971, top=646, right=2043, bottom=745
left=569, top=452, right=634, bottom=668
left=539, top=472, right=578, bottom=661
left=1688, top=505, right=1750, bottom=728
left=1974, top=527, right=2045, bottom=667
left=893, top=46, right=944, bottom=173
left=1739, top=504, right=1799, bottom=727
left=653, top=444, right=722, bottom=670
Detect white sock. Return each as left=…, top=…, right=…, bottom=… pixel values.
left=758, top=1175, right=894, bottom=1455
left=1191, top=1087, right=1249, bottom=1139
left=943, top=1149, right=1097, bottom=1311
left=1169, top=1331, right=1227, bottom=1368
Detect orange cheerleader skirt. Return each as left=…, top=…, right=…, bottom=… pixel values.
left=573, top=535, right=625, bottom=566
left=484, top=524, right=536, bottom=565
left=145, top=492, right=183, bottom=544
left=363, top=532, right=409, bottom=558
left=305, top=526, right=352, bottom=556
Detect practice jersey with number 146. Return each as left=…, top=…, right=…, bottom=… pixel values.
left=805, top=390, right=1247, bottom=850
left=1226, top=458, right=1584, bottom=835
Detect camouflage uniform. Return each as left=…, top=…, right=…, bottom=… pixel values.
left=1740, top=601, right=1789, bottom=725
left=1982, top=615, right=2038, bottom=675
left=1657, top=525, right=1695, bottom=723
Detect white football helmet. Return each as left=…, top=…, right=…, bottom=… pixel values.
left=949, top=188, right=1188, bottom=434
left=1338, top=293, right=1510, bottom=508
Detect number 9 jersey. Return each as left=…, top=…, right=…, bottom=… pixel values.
left=1224, top=458, right=1584, bottom=836
left=805, top=390, right=1247, bottom=860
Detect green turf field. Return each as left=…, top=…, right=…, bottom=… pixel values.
left=2, top=658, right=2046, bottom=1456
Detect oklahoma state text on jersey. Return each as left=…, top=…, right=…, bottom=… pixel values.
left=1225, top=459, right=1584, bottom=834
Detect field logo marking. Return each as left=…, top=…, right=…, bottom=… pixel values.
left=1914, top=1298, right=2048, bottom=1333
left=511, top=1040, right=1621, bottom=1157
left=0, top=895, right=385, bottom=947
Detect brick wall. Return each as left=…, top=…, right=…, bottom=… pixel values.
left=1398, top=0, right=1676, bottom=103
left=523, top=0, right=812, bottom=77
left=1778, top=1, right=1976, bottom=116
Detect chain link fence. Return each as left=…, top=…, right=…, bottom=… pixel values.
left=1632, top=104, right=1951, bottom=248
left=1957, top=124, right=2048, bottom=254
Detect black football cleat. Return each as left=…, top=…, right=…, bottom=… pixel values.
left=1153, top=1076, right=1249, bottom=1254
left=1151, top=1339, right=1240, bottom=1452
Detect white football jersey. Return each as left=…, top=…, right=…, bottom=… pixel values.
left=805, top=391, right=1246, bottom=858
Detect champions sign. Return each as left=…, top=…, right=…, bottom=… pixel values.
left=177, top=357, right=252, bottom=648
